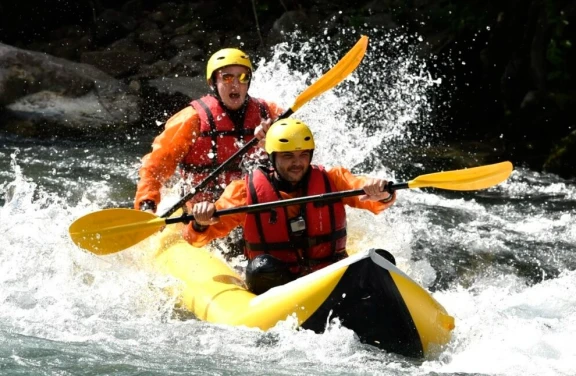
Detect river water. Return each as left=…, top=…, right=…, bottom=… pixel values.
left=1, top=30, right=575, bottom=376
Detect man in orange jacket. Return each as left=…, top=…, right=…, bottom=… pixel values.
left=134, top=48, right=283, bottom=213
left=188, top=118, right=397, bottom=294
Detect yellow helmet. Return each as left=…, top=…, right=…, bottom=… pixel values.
left=206, top=48, right=253, bottom=82
left=265, top=118, right=315, bottom=154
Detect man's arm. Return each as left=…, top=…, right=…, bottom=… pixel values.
left=182, top=180, right=248, bottom=247
left=254, top=101, right=284, bottom=141
left=134, top=107, right=200, bottom=211
left=267, top=101, right=285, bottom=120
left=327, top=166, right=396, bottom=214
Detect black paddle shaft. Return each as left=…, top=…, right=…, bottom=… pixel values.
left=164, top=182, right=401, bottom=225
left=160, top=108, right=295, bottom=218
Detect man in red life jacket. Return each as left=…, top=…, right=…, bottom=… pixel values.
left=187, top=118, right=397, bottom=294
left=134, top=48, right=283, bottom=213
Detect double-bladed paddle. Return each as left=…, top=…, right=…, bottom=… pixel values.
left=161, top=35, right=369, bottom=218
left=69, top=161, right=513, bottom=255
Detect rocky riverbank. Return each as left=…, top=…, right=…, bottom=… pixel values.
left=0, top=0, right=574, bottom=178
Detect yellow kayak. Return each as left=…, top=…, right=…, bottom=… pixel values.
left=152, top=224, right=455, bottom=358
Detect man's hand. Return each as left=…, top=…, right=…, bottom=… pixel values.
left=192, top=201, right=219, bottom=226
left=359, top=178, right=395, bottom=202
left=254, top=118, right=272, bottom=147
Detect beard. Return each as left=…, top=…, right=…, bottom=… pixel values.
left=277, top=165, right=308, bottom=183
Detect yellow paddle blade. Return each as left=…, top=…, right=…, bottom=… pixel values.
left=408, top=161, right=513, bottom=191
left=290, top=35, right=368, bottom=112
left=69, top=208, right=166, bottom=255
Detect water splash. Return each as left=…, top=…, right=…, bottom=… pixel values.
left=428, top=270, right=576, bottom=376
left=251, top=28, right=441, bottom=173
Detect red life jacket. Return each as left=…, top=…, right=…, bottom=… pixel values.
left=180, top=95, right=270, bottom=202
left=243, top=166, right=347, bottom=274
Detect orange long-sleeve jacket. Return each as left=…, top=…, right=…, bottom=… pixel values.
left=134, top=100, right=283, bottom=210
left=183, top=166, right=396, bottom=247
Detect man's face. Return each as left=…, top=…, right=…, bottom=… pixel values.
left=274, top=150, right=312, bottom=184
left=213, top=65, right=251, bottom=110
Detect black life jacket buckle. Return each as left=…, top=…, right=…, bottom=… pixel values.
left=269, top=209, right=277, bottom=224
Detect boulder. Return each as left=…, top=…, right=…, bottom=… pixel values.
left=0, top=43, right=140, bottom=138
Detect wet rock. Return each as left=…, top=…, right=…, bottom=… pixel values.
left=81, top=48, right=154, bottom=77
left=267, top=10, right=318, bottom=46
left=544, top=130, right=576, bottom=179
left=0, top=43, right=140, bottom=137
left=147, top=76, right=206, bottom=98
left=168, top=48, right=205, bottom=76
left=93, top=9, right=137, bottom=45
left=140, top=76, right=205, bottom=127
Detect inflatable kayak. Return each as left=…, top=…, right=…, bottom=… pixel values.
left=152, top=224, right=455, bottom=358
left=70, top=162, right=516, bottom=357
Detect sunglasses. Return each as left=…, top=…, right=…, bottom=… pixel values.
left=219, top=71, right=251, bottom=84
